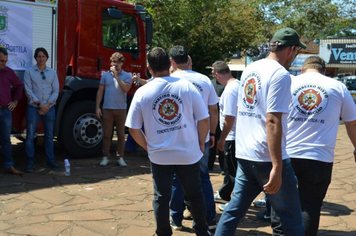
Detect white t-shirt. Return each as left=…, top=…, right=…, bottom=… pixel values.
left=171, top=70, right=219, bottom=142
left=125, top=76, right=209, bottom=165
left=235, top=59, right=291, bottom=162
left=287, top=72, right=356, bottom=163
left=219, top=79, right=240, bottom=141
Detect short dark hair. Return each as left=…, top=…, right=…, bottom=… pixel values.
left=0, top=47, right=8, bottom=55
left=148, top=47, right=170, bottom=74
left=302, top=56, right=326, bottom=73
left=213, top=61, right=230, bottom=75
left=34, top=47, right=49, bottom=59
left=169, top=45, right=188, bottom=64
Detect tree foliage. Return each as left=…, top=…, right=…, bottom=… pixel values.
left=245, top=0, right=356, bottom=44
left=129, top=0, right=356, bottom=75
left=129, top=0, right=260, bottom=74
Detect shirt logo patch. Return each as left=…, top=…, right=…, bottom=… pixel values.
left=292, top=84, right=328, bottom=116
left=241, top=72, right=261, bottom=110
left=158, top=99, right=179, bottom=120
left=245, top=78, right=256, bottom=104
left=298, top=89, right=322, bottom=111
left=152, top=93, right=183, bottom=126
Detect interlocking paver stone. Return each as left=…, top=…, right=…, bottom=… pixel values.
left=0, top=124, right=355, bottom=235
left=6, top=222, right=68, bottom=235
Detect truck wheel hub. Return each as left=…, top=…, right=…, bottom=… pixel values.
left=73, top=113, right=103, bottom=148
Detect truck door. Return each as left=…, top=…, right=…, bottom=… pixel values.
left=96, top=3, right=140, bottom=78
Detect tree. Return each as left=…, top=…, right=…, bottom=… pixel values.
left=129, top=0, right=356, bottom=75
left=247, top=0, right=356, bottom=44
left=129, top=0, right=261, bottom=75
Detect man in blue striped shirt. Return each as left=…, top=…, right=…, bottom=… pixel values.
left=24, top=47, right=61, bottom=173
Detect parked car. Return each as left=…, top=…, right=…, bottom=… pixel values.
left=343, top=76, right=356, bottom=103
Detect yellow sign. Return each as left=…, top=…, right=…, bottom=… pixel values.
left=35, top=0, right=57, bottom=5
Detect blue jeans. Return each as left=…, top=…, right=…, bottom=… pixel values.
left=0, top=109, right=14, bottom=169
left=150, top=161, right=208, bottom=236
left=271, top=158, right=332, bottom=236
left=170, top=142, right=216, bottom=223
left=215, top=158, right=304, bottom=236
left=25, top=105, right=56, bottom=163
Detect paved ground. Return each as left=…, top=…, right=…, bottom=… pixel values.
left=0, top=123, right=356, bottom=236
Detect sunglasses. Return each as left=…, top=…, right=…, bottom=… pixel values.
left=40, top=71, right=46, bottom=80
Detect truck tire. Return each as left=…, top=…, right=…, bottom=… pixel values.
left=59, top=101, right=103, bottom=158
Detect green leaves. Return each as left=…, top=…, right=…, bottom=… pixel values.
left=128, top=0, right=355, bottom=75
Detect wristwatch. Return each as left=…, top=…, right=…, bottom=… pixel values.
left=36, top=102, right=41, bottom=106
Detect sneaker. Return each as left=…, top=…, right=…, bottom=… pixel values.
left=26, top=163, right=34, bottom=173
left=214, top=192, right=228, bottom=203
left=257, top=210, right=271, bottom=222
left=170, top=220, right=182, bottom=230
left=218, top=202, right=229, bottom=211
left=100, top=157, right=109, bottom=166
left=205, top=231, right=212, bottom=236
left=253, top=196, right=266, bottom=208
left=183, top=208, right=192, bottom=220
left=207, top=220, right=217, bottom=230
left=117, top=157, right=127, bottom=167
left=46, top=161, right=62, bottom=171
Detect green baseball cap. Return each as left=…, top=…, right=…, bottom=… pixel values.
left=270, top=27, right=307, bottom=49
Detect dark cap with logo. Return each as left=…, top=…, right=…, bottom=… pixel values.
left=270, top=27, right=307, bottom=49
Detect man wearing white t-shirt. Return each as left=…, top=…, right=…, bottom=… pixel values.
left=215, top=27, right=306, bottom=235
left=272, top=56, right=356, bottom=236
left=125, top=47, right=211, bottom=236
left=168, top=45, right=219, bottom=229
left=211, top=62, right=239, bottom=211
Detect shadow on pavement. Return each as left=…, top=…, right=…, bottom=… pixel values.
left=0, top=139, right=151, bottom=195
left=321, top=201, right=354, bottom=216
left=317, top=230, right=356, bottom=236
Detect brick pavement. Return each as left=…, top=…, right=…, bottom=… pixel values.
left=0, top=123, right=355, bottom=236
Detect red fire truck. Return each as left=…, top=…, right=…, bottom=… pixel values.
left=2, top=0, right=152, bottom=157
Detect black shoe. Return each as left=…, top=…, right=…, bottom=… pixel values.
left=46, top=161, right=62, bottom=171
left=26, top=163, right=34, bottom=173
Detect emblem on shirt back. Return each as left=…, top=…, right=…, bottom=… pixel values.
left=241, top=72, right=261, bottom=110
left=152, top=93, right=183, bottom=126
left=292, top=84, right=328, bottom=116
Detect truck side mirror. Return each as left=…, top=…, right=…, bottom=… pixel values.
left=135, top=5, right=145, bottom=21
left=108, top=8, right=122, bottom=19
left=146, top=17, right=153, bottom=45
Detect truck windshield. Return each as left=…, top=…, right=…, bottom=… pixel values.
left=102, top=9, right=138, bottom=53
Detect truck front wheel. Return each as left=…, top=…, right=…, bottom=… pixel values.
left=59, top=101, right=103, bottom=158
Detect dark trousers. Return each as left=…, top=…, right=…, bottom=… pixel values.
left=208, top=124, right=224, bottom=170
left=218, top=140, right=237, bottom=201
left=150, top=161, right=208, bottom=236
left=272, top=158, right=333, bottom=236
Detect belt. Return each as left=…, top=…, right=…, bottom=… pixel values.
left=0, top=106, right=8, bottom=110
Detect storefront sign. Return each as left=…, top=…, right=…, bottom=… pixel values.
left=320, top=43, right=356, bottom=64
